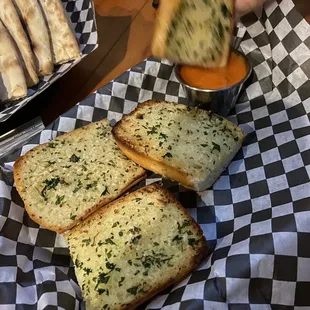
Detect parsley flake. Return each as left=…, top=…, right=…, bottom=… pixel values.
left=70, top=154, right=80, bottom=162
left=55, top=195, right=65, bottom=205
left=212, top=142, right=221, bottom=152
left=82, top=238, right=91, bottom=245
left=162, top=152, right=173, bottom=158
left=101, top=187, right=109, bottom=196
left=127, top=286, right=139, bottom=296
left=41, top=177, right=60, bottom=201
left=118, top=277, right=125, bottom=287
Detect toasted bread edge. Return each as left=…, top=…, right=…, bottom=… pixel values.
left=66, top=183, right=208, bottom=310
left=13, top=120, right=147, bottom=233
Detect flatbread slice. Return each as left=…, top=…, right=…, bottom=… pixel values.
left=13, top=0, right=54, bottom=76
left=0, top=0, right=38, bottom=86
left=39, top=0, right=81, bottom=65
left=0, top=20, right=27, bottom=102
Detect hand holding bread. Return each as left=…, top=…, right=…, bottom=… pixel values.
left=151, top=0, right=234, bottom=68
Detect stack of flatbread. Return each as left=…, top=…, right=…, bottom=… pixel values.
left=0, top=0, right=81, bottom=103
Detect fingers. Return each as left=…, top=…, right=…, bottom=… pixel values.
left=235, top=0, right=267, bottom=17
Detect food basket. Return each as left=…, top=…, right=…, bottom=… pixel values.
left=0, top=0, right=98, bottom=123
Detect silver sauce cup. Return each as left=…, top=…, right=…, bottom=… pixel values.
left=174, top=49, right=252, bottom=116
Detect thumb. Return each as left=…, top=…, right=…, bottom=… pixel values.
left=235, top=0, right=267, bottom=17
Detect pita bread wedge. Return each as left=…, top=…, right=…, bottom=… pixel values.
left=0, top=0, right=38, bottom=87
left=39, top=0, right=81, bottom=65
left=13, top=0, right=54, bottom=76
left=0, top=20, right=27, bottom=102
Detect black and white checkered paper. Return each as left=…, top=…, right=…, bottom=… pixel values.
left=0, top=0, right=98, bottom=123
left=1, top=0, right=310, bottom=308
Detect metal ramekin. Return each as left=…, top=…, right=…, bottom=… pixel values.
left=174, top=49, right=252, bottom=116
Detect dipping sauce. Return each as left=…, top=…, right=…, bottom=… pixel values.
left=179, top=51, right=248, bottom=90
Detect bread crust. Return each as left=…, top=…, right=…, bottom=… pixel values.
left=112, top=100, right=246, bottom=192
left=13, top=121, right=147, bottom=233
left=67, top=183, right=208, bottom=310
left=114, top=136, right=195, bottom=190
left=15, top=159, right=146, bottom=234
left=112, top=100, right=196, bottom=190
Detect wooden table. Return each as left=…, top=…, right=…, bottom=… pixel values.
left=0, top=0, right=309, bottom=135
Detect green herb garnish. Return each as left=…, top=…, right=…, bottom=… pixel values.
left=82, top=238, right=91, bottom=246
left=83, top=267, right=92, bottom=275
left=86, top=181, right=97, bottom=190
left=177, top=220, right=190, bottom=233
left=172, top=235, right=183, bottom=243
left=97, top=288, right=105, bottom=295
left=99, top=238, right=116, bottom=246
left=212, top=142, right=221, bottom=152
left=129, top=226, right=141, bottom=234
left=106, top=262, right=116, bottom=271
left=137, top=252, right=173, bottom=269
left=159, top=133, right=168, bottom=140
left=131, top=235, right=142, bottom=244
left=97, top=272, right=110, bottom=285
left=55, top=195, right=65, bottom=205
left=127, top=286, right=139, bottom=296
left=70, top=154, right=80, bottom=162
left=112, top=222, right=119, bottom=228
left=70, top=214, right=77, bottom=220
left=101, top=187, right=109, bottom=196
left=188, top=238, right=199, bottom=248
left=48, top=142, right=56, bottom=148
left=105, top=249, right=112, bottom=258
left=221, top=3, right=231, bottom=18
left=73, top=180, right=82, bottom=193
left=118, top=277, right=125, bottom=287
left=147, top=126, right=158, bottom=135
left=41, top=177, right=60, bottom=201
left=162, top=152, right=173, bottom=158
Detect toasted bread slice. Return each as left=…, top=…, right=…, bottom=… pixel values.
left=65, top=183, right=208, bottom=310
left=112, top=101, right=246, bottom=191
left=14, top=119, right=146, bottom=233
left=151, top=0, right=234, bottom=68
